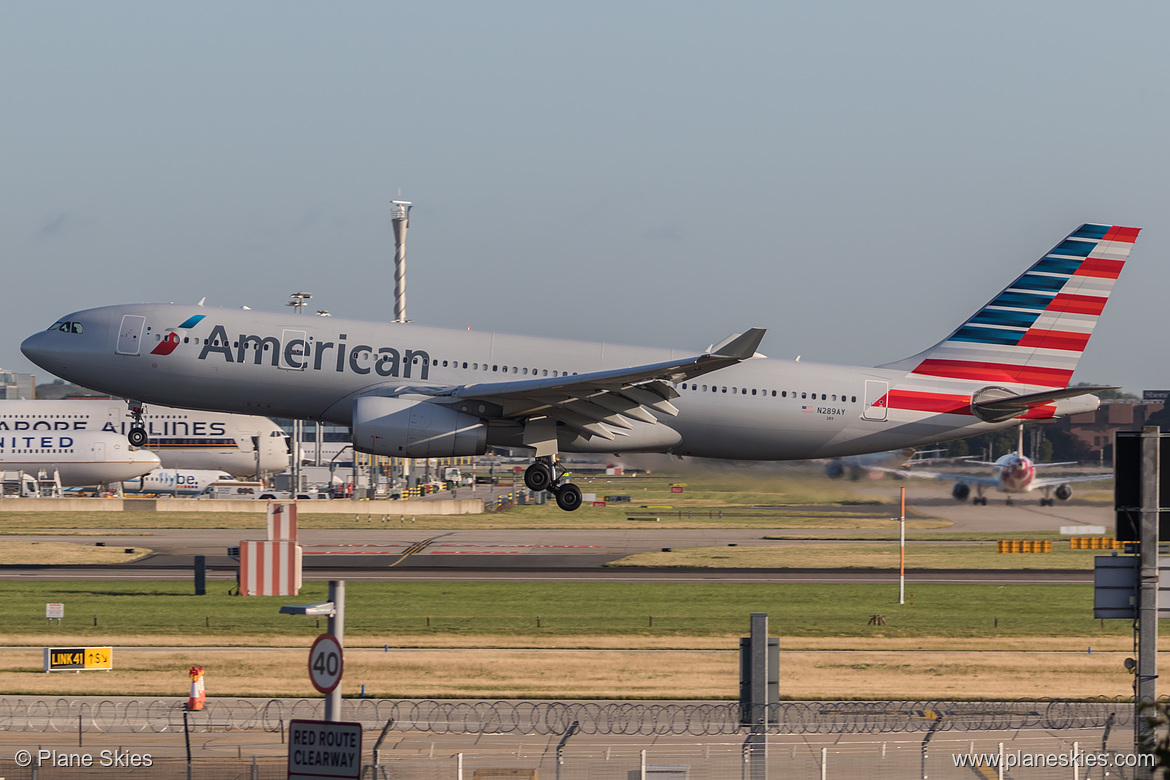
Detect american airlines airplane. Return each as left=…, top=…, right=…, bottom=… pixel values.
left=20, top=223, right=1139, bottom=511
left=0, top=430, right=160, bottom=486
left=0, top=400, right=289, bottom=476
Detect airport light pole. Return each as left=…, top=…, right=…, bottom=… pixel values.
left=279, top=580, right=346, bottom=722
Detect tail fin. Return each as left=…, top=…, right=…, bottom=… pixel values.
left=882, top=224, right=1140, bottom=390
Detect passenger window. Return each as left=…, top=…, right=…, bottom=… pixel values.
left=771, top=390, right=777, bottom=397
left=831, top=394, right=837, bottom=401
left=801, top=392, right=806, bottom=399
left=851, top=395, right=857, bottom=403
left=751, top=389, right=757, bottom=395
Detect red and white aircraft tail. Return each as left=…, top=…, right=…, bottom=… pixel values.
left=881, top=224, right=1140, bottom=422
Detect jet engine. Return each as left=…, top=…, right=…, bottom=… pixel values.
left=352, top=396, right=487, bottom=459
left=952, top=482, right=971, bottom=502
left=1054, top=484, right=1072, bottom=502
left=825, top=461, right=845, bottom=479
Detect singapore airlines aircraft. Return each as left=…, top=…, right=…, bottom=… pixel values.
left=0, top=400, right=289, bottom=476
left=21, top=223, right=1139, bottom=511
left=0, top=430, right=160, bottom=487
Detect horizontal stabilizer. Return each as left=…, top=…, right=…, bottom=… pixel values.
left=972, top=386, right=1115, bottom=422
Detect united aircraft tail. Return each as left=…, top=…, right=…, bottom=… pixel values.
left=880, top=223, right=1140, bottom=420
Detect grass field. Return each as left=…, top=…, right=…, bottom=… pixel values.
left=4, top=580, right=1127, bottom=642
left=0, top=580, right=1136, bottom=700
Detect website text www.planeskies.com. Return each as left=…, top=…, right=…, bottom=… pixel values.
left=954, top=749, right=1153, bottom=770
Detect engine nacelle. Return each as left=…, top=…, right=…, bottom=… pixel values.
left=952, top=482, right=971, bottom=502
left=352, top=396, right=487, bottom=458
left=1054, top=483, right=1072, bottom=501
left=825, top=461, right=845, bottom=479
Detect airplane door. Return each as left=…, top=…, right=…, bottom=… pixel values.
left=279, top=329, right=307, bottom=370
left=862, top=380, right=889, bottom=422
left=116, top=315, right=147, bottom=356
left=92, top=441, right=107, bottom=462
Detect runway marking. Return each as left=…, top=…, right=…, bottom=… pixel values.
left=387, top=534, right=452, bottom=567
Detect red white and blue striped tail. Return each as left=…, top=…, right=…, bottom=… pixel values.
left=886, top=223, right=1139, bottom=391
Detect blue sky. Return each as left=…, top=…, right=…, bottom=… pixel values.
left=4, top=2, right=1169, bottom=392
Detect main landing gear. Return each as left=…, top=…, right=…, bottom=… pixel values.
left=524, top=456, right=583, bottom=512
left=127, top=401, right=148, bottom=447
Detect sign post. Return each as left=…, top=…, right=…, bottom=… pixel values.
left=44, top=647, right=112, bottom=672
left=309, top=634, right=344, bottom=696
left=288, top=719, right=362, bottom=780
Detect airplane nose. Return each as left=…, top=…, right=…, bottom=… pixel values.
left=21, top=330, right=63, bottom=371
left=135, top=450, right=163, bottom=468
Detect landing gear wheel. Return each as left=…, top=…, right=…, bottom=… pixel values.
left=524, top=462, right=553, bottom=492
left=128, top=427, right=148, bottom=447
left=554, top=482, right=583, bottom=512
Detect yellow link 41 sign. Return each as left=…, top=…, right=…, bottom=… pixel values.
left=43, top=647, right=113, bottom=672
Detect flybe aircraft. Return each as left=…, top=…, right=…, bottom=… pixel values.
left=0, top=430, right=160, bottom=486
left=21, top=223, right=1139, bottom=511
left=0, top=400, right=289, bottom=476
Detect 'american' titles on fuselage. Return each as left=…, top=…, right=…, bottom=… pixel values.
left=197, top=323, right=432, bottom=379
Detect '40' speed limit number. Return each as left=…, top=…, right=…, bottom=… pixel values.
left=308, top=633, right=344, bottom=694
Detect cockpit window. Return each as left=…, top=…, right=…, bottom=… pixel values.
left=47, top=321, right=83, bottom=334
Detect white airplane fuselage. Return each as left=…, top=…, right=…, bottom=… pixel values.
left=20, top=304, right=1083, bottom=461
left=122, top=468, right=234, bottom=496
left=0, top=399, right=289, bottom=476
left=0, top=429, right=160, bottom=486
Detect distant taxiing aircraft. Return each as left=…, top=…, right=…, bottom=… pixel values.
left=0, top=429, right=159, bottom=487
left=21, top=223, right=1138, bottom=511
left=881, top=426, right=1111, bottom=506
left=0, top=400, right=288, bottom=476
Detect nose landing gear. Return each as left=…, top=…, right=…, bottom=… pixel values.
left=126, top=401, right=148, bottom=447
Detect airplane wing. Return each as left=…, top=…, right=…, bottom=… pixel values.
left=1030, top=473, right=1113, bottom=488
left=872, top=466, right=1000, bottom=488
left=363, top=328, right=766, bottom=442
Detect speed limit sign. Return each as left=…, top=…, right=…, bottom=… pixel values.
left=308, top=633, right=344, bottom=694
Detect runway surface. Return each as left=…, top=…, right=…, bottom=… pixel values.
left=0, top=485, right=1112, bottom=583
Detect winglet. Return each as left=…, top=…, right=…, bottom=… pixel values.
left=709, top=328, right=766, bottom=359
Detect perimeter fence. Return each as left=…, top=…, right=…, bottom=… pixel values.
left=0, top=696, right=1142, bottom=736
